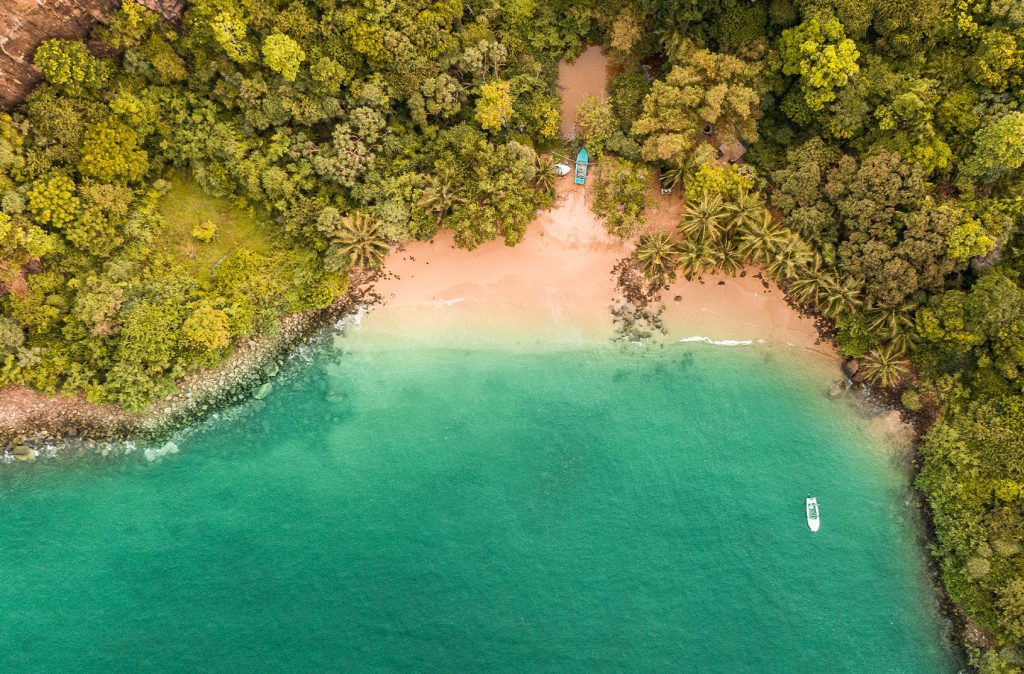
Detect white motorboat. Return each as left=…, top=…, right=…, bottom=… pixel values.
left=554, top=163, right=572, bottom=176
left=806, top=497, right=820, bottom=532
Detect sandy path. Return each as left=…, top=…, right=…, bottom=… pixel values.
left=558, top=46, right=610, bottom=139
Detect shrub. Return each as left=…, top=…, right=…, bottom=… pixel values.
left=192, top=220, right=217, bottom=242
left=901, top=389, right=923, bottom=411
left=592, top=157, right=650, bottom=238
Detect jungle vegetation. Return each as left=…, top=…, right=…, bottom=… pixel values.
left=0, top=0, right=1023, bottom=666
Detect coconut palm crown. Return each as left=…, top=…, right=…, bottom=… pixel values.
left=329, top=210, right=390, bottom=271
left=634, top=232, right=678, bottom=279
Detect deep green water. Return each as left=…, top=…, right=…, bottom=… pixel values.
left=0, top=339, right=957, bottom=672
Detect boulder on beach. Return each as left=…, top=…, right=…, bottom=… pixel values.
left=12, top=445, right=35, bottom=462
left=253, top=382, right=273, bottom=400
left=263, top=360, right=280, bottom=378
left=842, top=358, right=860, bottom=380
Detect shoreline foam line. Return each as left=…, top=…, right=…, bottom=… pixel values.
left=678, top=336, right=765, bottom=346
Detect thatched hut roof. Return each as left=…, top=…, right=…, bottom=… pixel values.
left=717, top=141, right=748, bottom=165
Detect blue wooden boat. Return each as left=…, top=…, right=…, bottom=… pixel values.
left=574, top=148, right=589, bottom=185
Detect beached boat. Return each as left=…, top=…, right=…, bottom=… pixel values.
left=574, top=148, right=589, bottom=185
left=806, top=497, right=820, bottom=532
left=554, top=162, right=572, bottom=177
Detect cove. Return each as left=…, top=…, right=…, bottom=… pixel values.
left=0, top=340, right=957, bottom=672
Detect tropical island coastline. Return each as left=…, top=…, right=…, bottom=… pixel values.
left=1, top=0, right=1022, bottom=669
left=0, top=179, right=844, bottom=455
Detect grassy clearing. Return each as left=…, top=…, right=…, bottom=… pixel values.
left=157, top=170, right=275, bottom=278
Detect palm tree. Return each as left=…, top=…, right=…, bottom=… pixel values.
left=678, top=194, right=727, bottom=244
left=660, top=163, right=685, bottom=192
left=716, top=240, right=746, bottom=276
left=818, top=275, right=862, bottom=319
left=634, top=232, right=677, bottom=279
left=661, top=29, right=687, bottom=61
left=866, top=300, right=917, bottom=341
left=737, top=210, right=788, bottom=265
left=888, top=329, right=920, bottom=356
left=788, top=256, right=834, bottom=307
left=764, top=230, right=814, bottom=280
left=860, top=343, right=911, bottom=388
left=676, top=237, right=720, bottom=278
left=723, top=190, right=763, bottom=239
left=330, top=210, right=390, bottom=270
left=531, top=155, right=559, bottom=196
left=864, top=300, right=918, bottom=354
left=418, top=169, right=463, bottom=225
left=789, top=261, right=867, bottom=319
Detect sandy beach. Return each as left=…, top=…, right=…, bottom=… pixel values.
left=363, top=180, right=835, bottom=358
left=359, top=182, right=921, bottom=451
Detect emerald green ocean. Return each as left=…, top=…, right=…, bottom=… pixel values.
left=0, top=337, right=958, bottom=672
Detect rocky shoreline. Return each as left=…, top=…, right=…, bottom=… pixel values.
left=780, top=282, right=973, bottom=668
left=0, top=273, right=380, bottom=463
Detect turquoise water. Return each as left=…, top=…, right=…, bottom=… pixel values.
left=0, top=340, right=956, bottom=672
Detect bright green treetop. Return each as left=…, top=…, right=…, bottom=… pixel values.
left=474, top=80, right=514, bottom=132
left=33, top=39, right=109, bottom=92
left=210, top=10, right=254, bottom=63
left=78, top=118, right=149, bottom=184
left=27, top=175, right=80, bottom=230
left=780, top=17, right=860, bottom=112
left=946, top=219, right=996, bottom=261
left=632, top=45, right=761, bottom=165
left=961, top=112, right=1024, bottom=184
left=183, top=303, right=232, bottom=351
left=262, top=33, right=306, bottom=81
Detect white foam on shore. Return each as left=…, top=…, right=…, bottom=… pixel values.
left=678, top=336, right=766, bottom=347
left=144, top=441, right=179, bottom=463
left=436, top=297, right=465, bottom=307
left=335, top=305, right=369, bottom=332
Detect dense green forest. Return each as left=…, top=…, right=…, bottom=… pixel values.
left=1, top=0, right=1023, bottom=666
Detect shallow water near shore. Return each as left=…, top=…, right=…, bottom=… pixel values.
left=0, top=335, right=957, bottom=672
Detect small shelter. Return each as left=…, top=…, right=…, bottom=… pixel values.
left=716, top=141, right=748, bottom=165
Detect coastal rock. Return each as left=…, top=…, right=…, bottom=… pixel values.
left=963, top=619, right=992, bottom=649
left=841, top=358, right=860, bottom=380
left=12, top=444, right=35, bottom=462
left=263, top=361, right=280, bottom=378
left=137, top=0, right=185, bottom=20
left=0, top=268, right=372, bottom=452
left=253, top=382, right=273, bottom=400
left=144, top=441, right=179, bottom=462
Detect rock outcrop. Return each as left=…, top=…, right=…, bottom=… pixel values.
left=138, top=0, right=185, bottom=21
left=0, top=0, right=185, bottom=109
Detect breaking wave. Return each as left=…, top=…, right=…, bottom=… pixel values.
left=678, top=336, right=765, bottom=346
